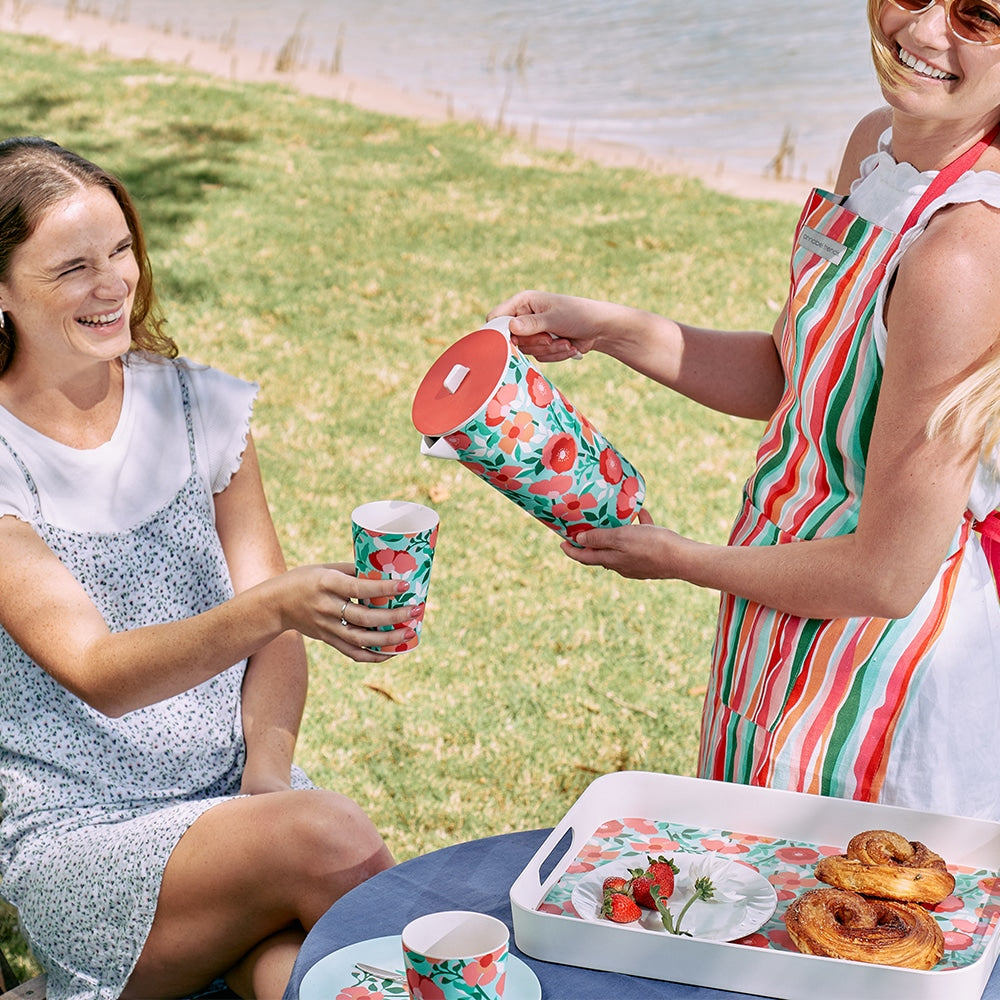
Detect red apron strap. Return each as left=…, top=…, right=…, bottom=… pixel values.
left=897, top=125, right=1000, bottom=588
left=974, top=511, right=1000, bottom=587
left=898, top=123, right=1000, bottom=235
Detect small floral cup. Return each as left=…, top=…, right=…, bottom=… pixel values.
left=402, top=910, right=508, bottom=1000
left=352, top=500, right=439, bottom=653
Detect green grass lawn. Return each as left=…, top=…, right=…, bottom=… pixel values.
left=0, top=28, right=799, bottom=979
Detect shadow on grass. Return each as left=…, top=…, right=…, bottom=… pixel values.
left=0, top=100, right=254, bottom=299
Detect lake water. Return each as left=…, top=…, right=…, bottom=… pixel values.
left=99, top=0, right=882, bottom=183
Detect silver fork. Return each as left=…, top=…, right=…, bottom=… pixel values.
left=354, top=961, right=407, bottom=985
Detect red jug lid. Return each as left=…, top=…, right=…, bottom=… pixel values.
left=412, top=326, right=511, bottom=436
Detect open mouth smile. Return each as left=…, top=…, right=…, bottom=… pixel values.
left=897, top=44, right=959, bottom=81
left=77, top=305, right=125, bottom=328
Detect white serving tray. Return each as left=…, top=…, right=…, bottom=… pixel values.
left=509, top=771, right=1000, bottom=1000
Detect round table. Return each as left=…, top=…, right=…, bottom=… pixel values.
left=282, top=828, right=1000, bottom=1000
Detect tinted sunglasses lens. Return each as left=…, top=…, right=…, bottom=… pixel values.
left=951, top=0, right=1000, bottom=43
left=889, top=0, right=932, bottom=9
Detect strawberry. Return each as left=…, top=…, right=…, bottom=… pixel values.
left=629, top=855, right=679, bottom=909
left=602, top=875, right=629, bottom=894
left=602, top=887, right=642, bottom=923
left=627, top=868, right=657, bottom=909
left=647, top=855, right=679, bottom=901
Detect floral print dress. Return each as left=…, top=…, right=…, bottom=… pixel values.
left=0, top=358, right=308, bottom=1000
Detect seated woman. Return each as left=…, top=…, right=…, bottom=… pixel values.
left=0, top=136, right=416, bottom=1000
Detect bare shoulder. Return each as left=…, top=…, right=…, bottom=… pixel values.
left=889, top=199, right=1000, bottom=367
left=834, top=107, right=893, bottom=194
left=915, top=197, right=1000, bottom=262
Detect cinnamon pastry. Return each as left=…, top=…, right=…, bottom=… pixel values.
left=785, top=887, right=944, bottom=970
left=815, top=829, right=955, bottom=905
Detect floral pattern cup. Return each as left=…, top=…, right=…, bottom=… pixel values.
left=352, top=500, right=439, bottom=654
left=402, top=910, right=509, bottom=1000
left=412, top=316, right=645, bottom=546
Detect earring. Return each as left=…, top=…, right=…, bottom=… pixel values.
left=0, top=311, right=5, bottom=332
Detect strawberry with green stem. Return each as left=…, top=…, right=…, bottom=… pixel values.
left=602, top=886, right=642, bottom=923
left=653, top=875, right=716, bottom=936
left=629, top=855, right=679, bottom=909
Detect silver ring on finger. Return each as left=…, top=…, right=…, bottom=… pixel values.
left=339, top=600, right=350, bottom=626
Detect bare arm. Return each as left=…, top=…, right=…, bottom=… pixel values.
left=213, top=436, right=307, bottom=793
left=488, top=292, right=786, bottom=421
left=563, top=201, right=1000, bottom=619
left=0, top=433, right=416, bottom=717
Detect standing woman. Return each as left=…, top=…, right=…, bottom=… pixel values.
left=492, top=0, right=1000, bottom=820
left=0, top=137, right=417, bottom=999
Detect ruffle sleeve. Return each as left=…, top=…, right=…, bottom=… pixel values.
left=0, top=442, right=38, bottom=523
left=179, top=359, right=259, bottom=494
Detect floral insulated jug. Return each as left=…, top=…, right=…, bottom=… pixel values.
left=411, top=316, right=645, bottom=544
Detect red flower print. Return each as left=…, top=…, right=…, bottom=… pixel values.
left=933, top=895, right=963, bottom=913
left=594, top=821, right=625, bottom=838
left=817, top=844, right=846, bottom=857
left=542, top=433, right=577, bottom=473
left=568, top=842, right=622, bottom=870
left=528, top=475, right=573, bottom=499
left=599, top=447, right=623, bottom=484
left=944, top=931, right=975, bottom=951
left=462, top=952, right=502, bottom=987
left=485, top=384, right=518, bottom=426
left=698, top=839, right=748, bottom=855
left=641, top=837, right=681, bottom=854
left=406, top=971, right=446, bottom=1000
left=499, top=412, right=535, bottom=454
left=980, top=877, right=1000, bottom=897
left=526, top=368, right=554, bottom=407
left=565, top=523, right=592, bottom=544
left=552, top=493, right=597, bottom=522
left=358, top=569, right=391, bottom=606
left=768, top=928, right=797, bottom=952
left=774, top=847, right=820, bottom=866
left=621, top=818, right=658, bottom=835
left=538, top=902, right=564, bottom=915
left=616, top=476, right=641, bottom=520
left=445, top=431, right=472, bottom=451
left=369, top=548, right=418, bottom=576
left=459, top=461, right=487, bottom=477
left=735, top=932, right=770, bottom=949
left=337, top=987, right=385, bottom=1000
left=730, top=833, right=778, bottom=846
left=486, top=465, right=525, bottom=491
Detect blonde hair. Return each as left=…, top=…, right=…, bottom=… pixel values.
left=866, top=2, right=1000, bottom=466
left=868, top=0, right=909, bottom=92
left=927, top=355, right=1000, bottom=463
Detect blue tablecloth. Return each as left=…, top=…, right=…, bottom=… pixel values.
left=283, top=828, right=1000, bottom=1000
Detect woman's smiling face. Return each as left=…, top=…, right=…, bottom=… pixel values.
left=878, top=0, right=1000, bottom=126
left=0, top=184, right=138, bottom=369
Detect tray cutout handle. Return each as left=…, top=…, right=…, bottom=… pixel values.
left=536, top=826, right=574, bottom=886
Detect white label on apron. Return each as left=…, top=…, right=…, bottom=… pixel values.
left=798, top=225, right=848, bottom=265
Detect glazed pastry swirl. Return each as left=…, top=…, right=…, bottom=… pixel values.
left=785, top=888, right=945, bottom=970
left=815, top=829, right=955, bottom=905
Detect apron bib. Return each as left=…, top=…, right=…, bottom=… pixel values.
left=698, top=130, right=996, bottom=802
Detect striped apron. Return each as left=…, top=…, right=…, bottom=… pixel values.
left=697, top=132, right=995, bottom=803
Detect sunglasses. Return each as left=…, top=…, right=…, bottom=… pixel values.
left=887, top=0, right=1000, bottom=45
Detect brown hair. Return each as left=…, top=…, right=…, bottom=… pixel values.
left=0, top=137, right=177, bottom=371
